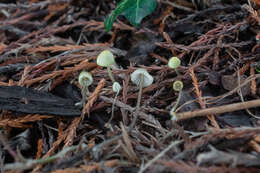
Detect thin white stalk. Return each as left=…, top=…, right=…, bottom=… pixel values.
left=129, top=74, right=144, bottom=132
left=107, top=66, right=115, bottom=83
left=170, top=89, right=182, bottom=120
left=106, top=90, right=120, bottom=127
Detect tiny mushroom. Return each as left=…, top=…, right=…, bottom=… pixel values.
left=173, top=80, right=183, bottom=92
left=112, top=81, right=121, bottom=93
left=168, top=56, right=181, bottom=69
left=131, top=68, right=153, bottom=88
left=78, top=71, right=93, bottom=88
left=97, top=50, right=116, bottom=83
left=106, top=82, right=122, bottom=127
left=170, top=80, right=183, bottom=121
left=129, top=68, right=153, bottom=130
left=75, top=71, right=93, bottom=107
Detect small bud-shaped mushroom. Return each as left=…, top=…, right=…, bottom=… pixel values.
left=75, top=71, right=93, bottom=107
left=112, top=82, right=121, bottom=93
left=173, top=80, right=183, bottom=92
left=78, top=71, right=93, bottom=87
left=129, top=68, right=153, bottom=131
left=168, top=57, right=181, bottom=69
left=170, top=80, right=183, bottom=121
left=97, top=50, right=116, bottom=83
left=106, top=82, right=122, bottom=127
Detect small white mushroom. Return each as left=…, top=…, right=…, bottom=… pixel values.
left=97, top=50, right=115, bottom=67
left=97, top=50, right=116, bottom=83
left=112, top=81, right=121, bottom=93
left=130, top=68, right=153, bottom=88
left=129, top=68, right=153, bottom=131
left=78, top=71, right=93, bottom=87
left=106, top=82, right=122, bottom=128
left=76, top=71, right=93, bottom=107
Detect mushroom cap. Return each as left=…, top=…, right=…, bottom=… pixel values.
left=112, top=82, right=121, bottom=93
left=168, top=56, right=181, bottom=69
left=173, top=80, right=183, bottom=92
left=78, top=71, right=93, bottom=87
left=131, top=68, right=153, bottom=88
left=97, top=50, right=115, bottom=67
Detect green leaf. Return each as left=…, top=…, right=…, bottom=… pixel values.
left=104, top=0, right=157, bottom=32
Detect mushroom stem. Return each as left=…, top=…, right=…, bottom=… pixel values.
left=175, top=69, right=180, bottom=76
left=106, top=90, right=119, bottom=126
left=81, top=85, right=88, bottom=105
left=129, top=74, right=144, bottom=131
left=170, top=89, right=182, bottom=120
left=75, top=85, right=88, bottom=107
left=107, top=66, right=115, bottom=83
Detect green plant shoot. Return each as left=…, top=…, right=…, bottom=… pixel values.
left=104, top=0, right=157, bottom=32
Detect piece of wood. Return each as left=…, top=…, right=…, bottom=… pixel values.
left=174, top=99, right=260, bottom=121
left=0, top=86, right=81, bottom=116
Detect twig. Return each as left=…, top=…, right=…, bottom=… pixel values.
left=206, top=74, right=260, bottom=104
left=173, top=99, right=260, bottom=121
left=4, top=144, right=86, bottom=171
left=161, top=0, right=195, bottom=12
left=156, top=41, right=251, bottom=52
left=0, top=149, right=3, bottom=173
left=92, top=92, right=157, bottom=158
left=100, top=96, right=157, bottom=124
left=138, top=140, right=183, bottom=173
left=190, top=68, right=219, bottom=128
left=237, top=70, right=260, bottom=119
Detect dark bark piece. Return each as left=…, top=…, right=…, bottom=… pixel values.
left=221, top=74, right=250, bottom=96
left=0, top=63, right=25, bottom=74
left=0, top=86, right=81, bottom=116
left=197, top=145, right=260, bottom=167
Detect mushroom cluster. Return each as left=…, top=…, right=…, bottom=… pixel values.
left=97, top=50, right=122, bottom=126
left=97, top=50, right=154, bottom=129
left=77, top=50, right=183, bottom=126
left=168, top=56, right=183, bottom=120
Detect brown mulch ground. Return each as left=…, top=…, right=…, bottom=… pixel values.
left=1, top=0, right=260, bottom=172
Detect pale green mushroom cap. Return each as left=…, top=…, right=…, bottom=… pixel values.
left=78, top=71, right=93, bottom=87
left=168, top=56, right=181, bottom=69
left=173, top=80, right=183, bottom=92
left=97, top=50, right=115, bottom=67
left=131, top=68, right=153, bottom=88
